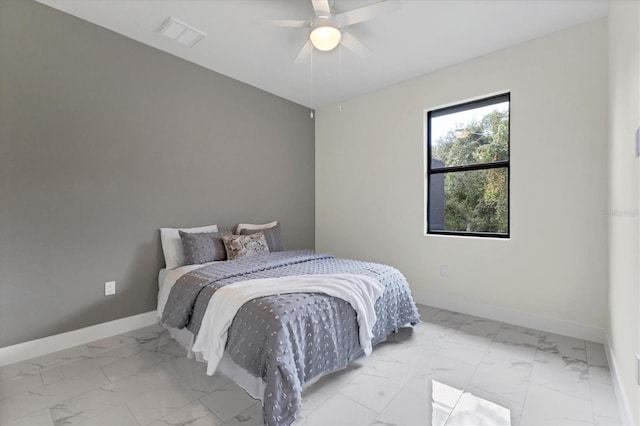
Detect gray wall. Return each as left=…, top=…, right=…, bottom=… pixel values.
left=0, top=0, right=315, bottom=347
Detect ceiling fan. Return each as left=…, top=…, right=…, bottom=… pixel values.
left=269, top=0, right=400, bottom=63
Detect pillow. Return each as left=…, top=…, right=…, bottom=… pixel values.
left=222, top=232, right=269, bottom=260
left=240, top=223, right=284, bottom=252
left=236, top=221, right=278, bottom=233
left=179, top=231, right=227, bottom=265
left=160, top=224, right=218, bottom=269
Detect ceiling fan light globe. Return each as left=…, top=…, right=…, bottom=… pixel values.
left=309, top=25, right=342, bottom=51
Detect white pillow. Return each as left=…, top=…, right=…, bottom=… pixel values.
left=236, top=221, right=278, bottom=233
left=160, top=224, right=218, bottom=269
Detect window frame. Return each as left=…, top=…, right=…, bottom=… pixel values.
left=426, top=92, right=511, bottom=238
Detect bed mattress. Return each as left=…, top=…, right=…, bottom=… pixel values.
left=158, top=250, right=419, bottom=426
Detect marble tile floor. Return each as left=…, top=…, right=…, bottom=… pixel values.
left=0, top=305, right=621, bottom=426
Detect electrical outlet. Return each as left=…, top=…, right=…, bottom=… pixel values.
left=440, top=265, right=449, bottom=277
left=105, top=281, right=116, bottom=296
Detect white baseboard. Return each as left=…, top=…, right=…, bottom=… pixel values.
left=605, top=332, right=635, bottom=425
left=0, top=311, right=159, bottom=367
left=419, top=294, right=606, bottom=343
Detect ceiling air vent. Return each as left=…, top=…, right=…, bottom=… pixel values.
left=157, top=17, right=206, bottom=48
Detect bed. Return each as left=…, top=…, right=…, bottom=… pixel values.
left=156, top=226, right=419, bottom=426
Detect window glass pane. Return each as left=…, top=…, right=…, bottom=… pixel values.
left=429, top=168, right=508, bottom=234
left=431, top=101, right=509, bottom=169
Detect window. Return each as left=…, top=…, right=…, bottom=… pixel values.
left=426, top=93, right=510, bottom=238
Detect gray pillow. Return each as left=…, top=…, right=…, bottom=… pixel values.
left=179, top=231, right=227, bottom=264
left=240, top=223, right=284, bottom=252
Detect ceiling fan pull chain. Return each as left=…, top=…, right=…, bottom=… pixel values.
left=310, top=48, right=315, bottom=118
left=339, top=44, right=343, bottom=112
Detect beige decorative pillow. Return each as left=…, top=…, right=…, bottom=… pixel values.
left=240, top=223, right=284, bottom=252
left=222, top=232, right=269, bottom=260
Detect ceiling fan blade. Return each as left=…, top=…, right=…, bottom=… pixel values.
left=311, top=0, right=332, bottom=17
left=340, top=32, right=370, bottom=56
left=336, top=0, right=400, bottom=27
left=259, top=19, right=309, bottom=28
left=294, top=40, right=313, bottom=63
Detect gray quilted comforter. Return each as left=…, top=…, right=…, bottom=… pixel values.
left=161, top=250, right=419, bottom=426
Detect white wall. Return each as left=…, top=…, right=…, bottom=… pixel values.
left=316, top=19, right=608, bottom=340
left=607, top=0, right=640, bottom=423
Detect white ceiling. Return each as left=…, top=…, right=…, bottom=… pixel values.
left=36, top=0, right=608, bottom=109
